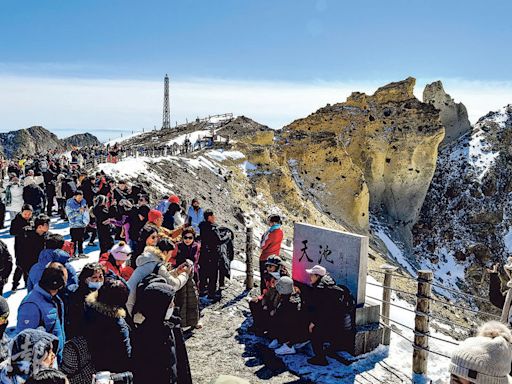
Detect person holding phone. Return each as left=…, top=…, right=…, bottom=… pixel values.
left=126, top=238, right=191, bottom=321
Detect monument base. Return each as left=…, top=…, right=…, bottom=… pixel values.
left=351, top=303, right=383, bottom=356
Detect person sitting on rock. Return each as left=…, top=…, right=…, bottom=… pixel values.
left=268, top=276, right=309, bottom=356
left=306, top=265, right=356, bottom=366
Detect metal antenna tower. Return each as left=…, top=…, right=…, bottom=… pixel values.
left=162, top=74, right=171, bottom=129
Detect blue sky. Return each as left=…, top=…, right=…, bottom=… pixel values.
left=1, top=0, right=511, bottom=140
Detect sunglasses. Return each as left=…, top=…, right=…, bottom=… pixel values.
left=183, top=236, right=194, bottom=240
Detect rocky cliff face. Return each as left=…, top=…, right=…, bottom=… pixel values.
left=0, top=126, right=100, bottom=158
left=423, top=81, right=471, bottom=145
left=412, top=105, right=512, bottom=291
left=62, top=133, right=101, bottom=148
left=274, top=77, right=445, bottom=236
left=0, top=126, right=63, bottom=158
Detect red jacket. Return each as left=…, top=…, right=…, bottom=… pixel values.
left=259, top=225, right=284, bottom=261
left=99, top=252, right=134, bottom=281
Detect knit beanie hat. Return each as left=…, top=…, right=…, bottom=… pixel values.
left=449, top=321, right=512, bottom=384
left=110, top=241, right=132, bottom=261
left=97, top=278, right=129, bottom=308
left=168, top=195, right=180, bottom=204
left=0, top=296, right=9, bottom=317
left=276, top=276, right=294, bottom=295
left=148, top=209, right=163, bottom=223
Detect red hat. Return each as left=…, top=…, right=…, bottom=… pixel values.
left=168, top=195, right=180, bottom=204
left=148, top=209, right=163, bottom=223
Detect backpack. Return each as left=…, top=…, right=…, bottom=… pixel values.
left=132, top=262, right=167, bottom=315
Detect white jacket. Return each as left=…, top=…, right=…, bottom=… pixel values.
left=6, top=182, right=24, bottom=212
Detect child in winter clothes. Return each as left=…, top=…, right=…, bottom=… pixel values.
left=99, top=241, right=134, bottom=281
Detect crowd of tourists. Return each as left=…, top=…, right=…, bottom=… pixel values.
left=0, top=149, right=510, bottom=384
left=0, top=150, right=236, bottom=383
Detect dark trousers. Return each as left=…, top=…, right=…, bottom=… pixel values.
left=57, top=198, right=66, bottom=219
left=46, top=194, right=55, bottom=215
left=259, top=260, right=266, bottom=294
left=70, top=227, right=85, bottom=255
left=99, top=234, right=114, bottom=254
left=85, top=226, right=97, bottom=244
left=199, top=256, right=221, bottom=297
left=249, top=300, right=271, bottom=331
left=311, top=325, right=352, bottom=357
left=12, top=265, right=27, bottom=289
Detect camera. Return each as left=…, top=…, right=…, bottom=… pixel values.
left=94, top=371, right=133, bottom=384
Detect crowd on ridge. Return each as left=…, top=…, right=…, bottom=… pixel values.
left=0, top=148, right=509, bottom=383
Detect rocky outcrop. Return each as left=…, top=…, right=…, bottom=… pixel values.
left=412, top=105, right=512, bottom=291
left=423, top=81, right=471, bottom=145
left=276, top=77, right=445, bottom=234
left=62, top=133, right=101, bottom=148
left=0, top=127, right=101, bottom=158
left=0, top=126, right=63, bottom=158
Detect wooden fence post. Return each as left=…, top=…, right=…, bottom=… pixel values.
left=413, top=270, right=433, bottom=375
left=245, top=219, right=254, bottom=291
left=381, top=264, right=398, bottom=345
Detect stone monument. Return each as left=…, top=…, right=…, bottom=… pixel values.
left=292, top=223, right=383, bottom=356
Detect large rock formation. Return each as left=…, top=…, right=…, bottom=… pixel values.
left=0, top=126, right=100, bottom=158
left=413, top=105, right=512, bottom=291
left=423, top=81, right=471, bottom=145
left=62, top=133, right=101, bottom=148
left=0, top=126, right=63, bottom=158
left=276, top=77, right=445, bottom=235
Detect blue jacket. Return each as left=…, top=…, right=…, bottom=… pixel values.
left=65, top=197, right=90, bottom=228
left=187, top=206, right=204, bottom=235
left=27, top=249, right=78, bottom=292
left=16, top=284, right=66, bottom=361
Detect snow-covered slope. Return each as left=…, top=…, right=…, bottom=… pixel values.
left=408, top=105, right=512, bottom=293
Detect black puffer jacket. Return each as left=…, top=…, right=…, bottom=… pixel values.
left=310, top=274, right=355, bottom=332
left=132, top=283, right=192, bottom=384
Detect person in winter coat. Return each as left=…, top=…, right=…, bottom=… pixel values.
left=259, top=215, right=284, bottom=293
left=163, top=195, right=184, bottom=231
left=5, top=174, right=24, bottom=221
left=99, top=241, right=134, bottom=281
left=65, top=190, right=90, bottom=257
left=306, top=265, right=355, bottom=366
left=127, top=194, right=150, bottom=252
left=186, top=198, right=204, bottom=236
left=0, top=240, right=13, bottom=295
left=249, top=255, right=289, bottom=336
left=16, top=263, right=67, bottom=362
left=0, top=297, right=10, bottom=363
left=55, top=174, right=67, bottom=220
left=65, top=263, right=105, bottom=340
left=268, top=276, right=309, bottom=356
left=79, top=176, right=96, bottom=208
left=92, top=195, right=114, bottom=254
left=449, top=321, right=512, bottom=384
left=172, top=227, right=201, bottom=328
left=487, top=261, right=512, bottom=325
left=16, top=214, right=50, bottom=288
left=132, top=282, right=192, bottom=384
left=126, top=238, right=189, bottom=321
left=134, top=225, right=159, bottom=261
left=9, top=204, right=34, bottom=290
left=155, top=195, right=170, bottom=215
left=27, top=234, right=78, bottom=293
left=83, top=278, right=131, bottom=374
left=198, top=210, right=229, bottom=299
left=0, top=329, right=59, bottom=384
left=23, top=178, right=45, bottom=215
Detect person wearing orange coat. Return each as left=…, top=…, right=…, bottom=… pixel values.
left=99, top=241, right=134, bottom=281
left=259, top=215, right=284, bottom=293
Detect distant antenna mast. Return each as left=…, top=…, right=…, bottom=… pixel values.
left=162, top=74, right=171, bottom=129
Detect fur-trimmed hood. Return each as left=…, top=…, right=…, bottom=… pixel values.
left=136, top=246, right=166, bottom=267
left=85, top=291, right=126, bottom=319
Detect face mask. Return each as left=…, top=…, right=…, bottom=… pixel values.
left=88, top=281, right=103, bottom=290
left=165, top=306, right=174, bottom=320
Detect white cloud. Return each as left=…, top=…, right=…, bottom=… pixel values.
left=0, top=75, right=510, bottom=141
